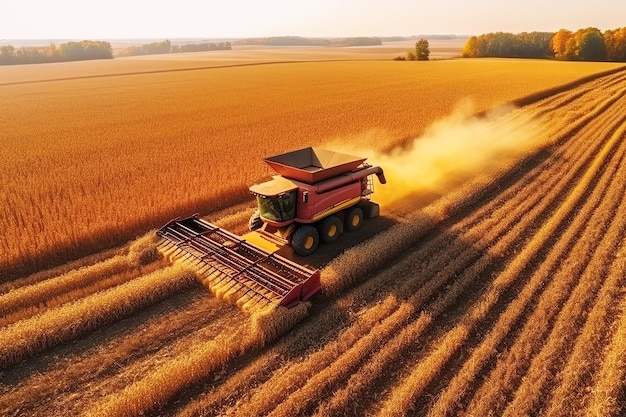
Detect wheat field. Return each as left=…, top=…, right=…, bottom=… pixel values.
left=0, top=53, right=621, bottom=279
left=1, top=47, right=626, bottom=416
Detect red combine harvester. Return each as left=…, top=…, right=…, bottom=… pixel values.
left=157, top=147, right=386, bottom=309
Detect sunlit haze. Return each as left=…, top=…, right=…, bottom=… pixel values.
left=1, top=0, right=625, bottom=40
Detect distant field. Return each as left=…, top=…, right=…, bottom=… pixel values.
left=1, top=49, right=623, bottom=278
left=0, top=39, right=464, bottom=83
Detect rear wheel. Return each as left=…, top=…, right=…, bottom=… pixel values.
left=344, top=207, right=364, bottom=232
left=292, top=225, right=319, bottom=256
left=318, top=216, right=342, bottom=243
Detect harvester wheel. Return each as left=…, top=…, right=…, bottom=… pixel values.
left=292, top=225, right=319, bottom=256
left=345, top=207, right=364, bottom=232
left=318, top=216, right=343, bottom=243
left=248, top=210, right=263, bottom=231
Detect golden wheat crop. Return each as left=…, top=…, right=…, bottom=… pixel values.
left=1, top=53, right=621, bottom=279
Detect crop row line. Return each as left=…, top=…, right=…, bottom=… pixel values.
left=463, top=95, right=626, bottom=417
left=426, top=113, right=626, bottom=417
left=545, top=199, right=626, bottom=417
left=501, top=117, right=626, bottom=416
left=585, top=244, right=626, bottom=417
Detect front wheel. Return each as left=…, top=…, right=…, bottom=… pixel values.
left=291, top=225, right=319, bottom=256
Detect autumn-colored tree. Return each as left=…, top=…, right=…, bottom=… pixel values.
left=463, top=32, right=553, bottom=58
left=604, top=27, right=626, bottom=61
left=551, top=29, right=573, bottom=59
left=462, top=36, right=477, bottom=57
left=551, top=28, right=606, bottom=61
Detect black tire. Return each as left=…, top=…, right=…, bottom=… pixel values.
left=344, top=206, right=364, bottom=232
left=248, top=211, right=263, bottom=231
left=318, top=216, right=343, bottom=244
left=291, top=225, right=319, bottom=256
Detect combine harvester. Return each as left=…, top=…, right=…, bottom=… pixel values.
left=157, top=147, right=386, bottom=310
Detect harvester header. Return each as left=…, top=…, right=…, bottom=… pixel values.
left=157, top=147, right=385, bottom=310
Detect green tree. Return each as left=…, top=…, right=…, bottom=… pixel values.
left=415, top=38, right=430, bottom=60
left=576, top=28, right=606, bottom=61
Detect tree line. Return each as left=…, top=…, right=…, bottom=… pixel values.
left=115, top=40, right=232, bottom=57
left=0, top=40, right=112, bottom=65
left=463, top=27, right=626, bottom=61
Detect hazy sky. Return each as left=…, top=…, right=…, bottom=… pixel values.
left=1, top=0, right=625, bottom=39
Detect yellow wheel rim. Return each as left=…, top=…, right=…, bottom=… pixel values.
left=328, top=224, right=337, bottom=237
left=351, top=215, right=361, bottom=227
left=304, top=236, right=315, bottom=249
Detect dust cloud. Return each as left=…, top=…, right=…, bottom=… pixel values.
left=327, top=101, right=546, bottom=209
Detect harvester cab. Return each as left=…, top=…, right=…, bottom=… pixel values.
left=157, top=147, right=385, bottom=310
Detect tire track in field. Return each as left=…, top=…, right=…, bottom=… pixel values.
left=0, top=59, right=377, bottom=87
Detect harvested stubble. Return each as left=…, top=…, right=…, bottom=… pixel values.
left=0, top=265, right=195, bottom=368
left=463, top=101, right=626, bottom=417
left=420, top=99, right=625, bottom=417
left=426, top=141, right=625, bottom=416
left=499, top=115, right=626, bottom=417
left=85, top=302, right=309, bottom=417
left=328, top=162, right=563, bottom=416
left=0, top=232, right=165, bottom=327
left=0, top=290, right=230, bottom=416
left=586, top=254, right=626, bottom=417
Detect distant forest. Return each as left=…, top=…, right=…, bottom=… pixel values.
left=115, top=40, right=232, bottom=57
left=0, top=36, right=384, bottom=66
left=0, top=39, right=231, bottom=65
left=0, top=40, right=113, bottom=65
left=463, top=27, right=626, bottom=61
